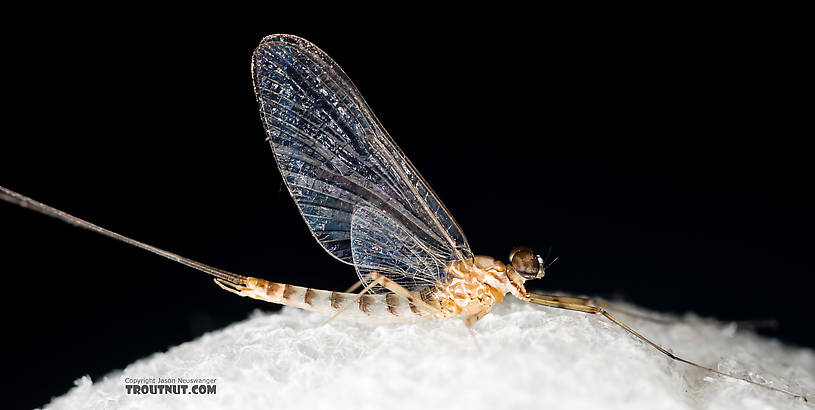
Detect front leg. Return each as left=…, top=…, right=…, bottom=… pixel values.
left=523, top=291, right=806, bottom=401
left=464, top=307, right=492, bottom=327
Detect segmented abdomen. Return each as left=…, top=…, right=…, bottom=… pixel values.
left=243, top=277, right=433, bottom=323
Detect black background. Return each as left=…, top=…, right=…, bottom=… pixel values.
left=1, top=11, right=811, bottom=409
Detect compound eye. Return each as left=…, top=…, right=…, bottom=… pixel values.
left=509, top=246, right=542, bottom=280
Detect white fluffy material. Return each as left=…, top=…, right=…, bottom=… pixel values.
left=43, top=298, right=813, bottom=409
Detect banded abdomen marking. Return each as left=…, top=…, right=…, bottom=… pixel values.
left=236, top=277, right=431, bottom=323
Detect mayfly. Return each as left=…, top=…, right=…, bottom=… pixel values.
left=0, top=34, right=806, bottom=401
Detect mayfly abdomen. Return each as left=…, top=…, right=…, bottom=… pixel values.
left=240, top=278, right=432, bottom=323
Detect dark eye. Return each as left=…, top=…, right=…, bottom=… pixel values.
left=509, top=246, right=542, bottom=279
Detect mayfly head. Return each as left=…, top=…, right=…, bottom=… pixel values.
left=508, top=246, right=545, bottom=280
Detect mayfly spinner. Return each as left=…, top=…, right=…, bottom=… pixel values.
left=0, top=34, right=806, bottom=401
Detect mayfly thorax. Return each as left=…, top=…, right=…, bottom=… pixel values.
left=0, top=34, right=807, bottom=402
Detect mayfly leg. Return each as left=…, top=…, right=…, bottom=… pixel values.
left=343, top=276, right=367, bottom=293
left=524, top=292, right=808, bottom=401
left=344, top=281, right=363, bottom=293
left=323, top=272, right=442, bottom=325
left=337, top=272, right=482, bottom=350
left=534, top=294, right=778, bottom=329
left=321, top=272, right=389, bottom=325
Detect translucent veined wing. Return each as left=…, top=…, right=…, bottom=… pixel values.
left=251, top=34, right=471, bottom=289
left=351, top=205, right=451, bottom=292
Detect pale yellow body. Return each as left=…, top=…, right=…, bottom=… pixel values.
left=0, top=183, right=803, bottom=400
left=226, top=255, right=529, bottom=324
